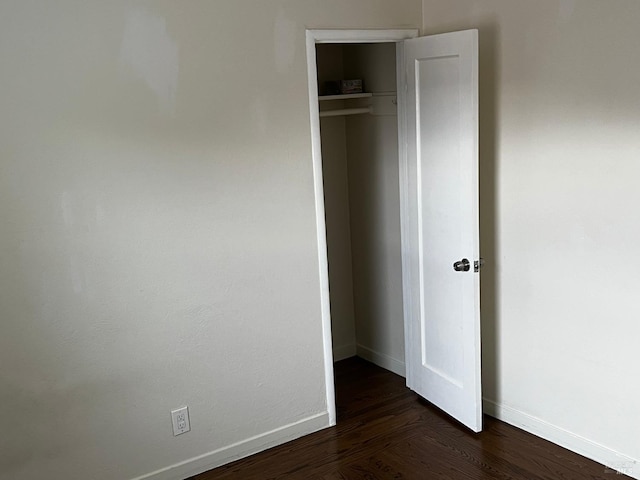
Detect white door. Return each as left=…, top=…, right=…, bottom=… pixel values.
left=399, top=29, right=482, bottom=432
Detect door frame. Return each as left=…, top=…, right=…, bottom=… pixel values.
left=305, top=28, right=419, bottom=426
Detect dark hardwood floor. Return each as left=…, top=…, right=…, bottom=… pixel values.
left=192, top=357, right=627, bottom=479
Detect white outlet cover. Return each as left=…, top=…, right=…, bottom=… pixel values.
left=171, top=406, right=190, bottom=436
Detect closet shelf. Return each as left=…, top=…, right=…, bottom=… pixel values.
left=319, top=93, right=373, bottom=101
left=319, top=107, right=372, bottom=118
left=318, top=92, right=397, bottom=118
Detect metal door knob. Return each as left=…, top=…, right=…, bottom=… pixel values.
left=453, top=258, right=470, bottom=272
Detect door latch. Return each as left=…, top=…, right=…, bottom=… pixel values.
left=453, top=258, right=470, bottom=272
left=474, top=258, right=485, bottom=273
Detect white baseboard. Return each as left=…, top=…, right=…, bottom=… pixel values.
left=333, top=343, right=357, bottom=362
left=356, top=344, right=405, bottom=377
left=484, top=399, right=639, bottom=479
left=130, top=412, right=330, bottom=480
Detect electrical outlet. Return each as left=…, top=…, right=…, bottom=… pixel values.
left=171, top=406, right=190, bottom=436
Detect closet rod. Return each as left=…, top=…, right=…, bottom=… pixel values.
left=319, top=107, right=372, bottom=118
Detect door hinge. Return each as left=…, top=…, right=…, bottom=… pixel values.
left=474, top=258, right=484, bottom=273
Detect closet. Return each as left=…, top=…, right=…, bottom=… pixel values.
left=316, top=43, right=405, bottom=377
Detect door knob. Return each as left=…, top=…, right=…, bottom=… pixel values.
left=453, top=258, right=470, bottom=272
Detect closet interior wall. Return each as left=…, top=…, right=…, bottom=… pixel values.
left=317, top=43, right=405, bottom=376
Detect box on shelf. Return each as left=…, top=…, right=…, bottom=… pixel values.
left=340, top=79, right=363, bottom=94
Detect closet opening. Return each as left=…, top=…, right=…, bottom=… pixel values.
left=315, top=41, right=406, bottom=399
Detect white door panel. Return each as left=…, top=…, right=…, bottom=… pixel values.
left=401, top=29, right=481, bottom=432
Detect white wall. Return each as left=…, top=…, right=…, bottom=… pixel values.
left=0, top=2, right=421, bottom=479
left=422, top=0, right=640, bottom=475
left=343, top=44, right=406, bottom=375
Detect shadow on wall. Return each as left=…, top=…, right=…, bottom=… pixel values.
left=477, top=21, right=501, bottom=406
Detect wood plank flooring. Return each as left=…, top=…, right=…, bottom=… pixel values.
left=191, top=357, right=628, bottom=480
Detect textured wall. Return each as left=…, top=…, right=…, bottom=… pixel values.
left=0, top=1, right=421, bottom=479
